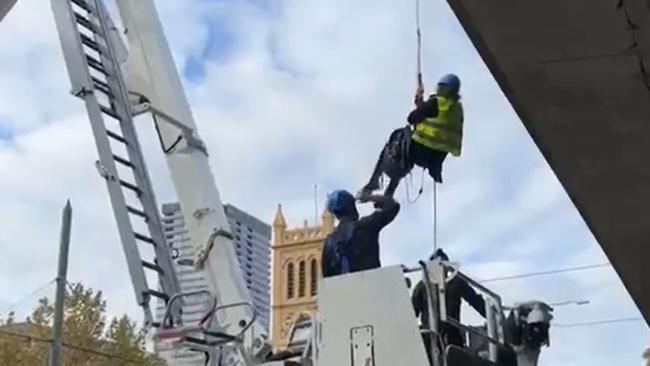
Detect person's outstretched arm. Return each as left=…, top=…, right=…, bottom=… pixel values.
left=357, top=195, right=400, bottom=230
left=461, top=280, right=487, bottom=317
left=408, top=96, right=438, bottom=125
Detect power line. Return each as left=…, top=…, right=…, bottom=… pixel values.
left=0, top=329, right=143, bottom=364
left=554, top=317, right=644, bottom=329
left=0, top=280, right=55, bottom=318
left=480, top=263, right=611, bottom=283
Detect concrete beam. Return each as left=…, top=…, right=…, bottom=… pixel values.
left=447, top=0, right=650, bottom=324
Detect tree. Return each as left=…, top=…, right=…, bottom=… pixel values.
left=0, top=282, right=163, bottom=366
left=0, top=311, right=44, bottom=366
left=103, top=316, right=161, bottom=366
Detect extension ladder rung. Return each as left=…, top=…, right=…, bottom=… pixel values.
left=70, top=0, right=90, bottom=12
left=127, top=205, right=148, bottom=220
left=73, top=12, right=97, bottom=33
left=119, top=179, right=141, bottom=194
left=79, top=33, right=103, bottom=54
left=142, top=260, right=164, bottom=274
left=99, top=105, right=119, bottom=120
left=106, top=129, right=127, bottom=145
left=85, top=55, right=107, bottom=75
left=148, top=290, right=170, bottom=302
left=92, top=84, right=111, bottom=97
left=91, top=76, right=110, bottom=92
left=113, top=154, right=133, bottom=168
left=134, top=232, right=156, bottom=245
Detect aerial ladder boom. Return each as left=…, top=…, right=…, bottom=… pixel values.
left=48, top=0, right=269, bottom=364
left=112, top=0, right=270, bottom=360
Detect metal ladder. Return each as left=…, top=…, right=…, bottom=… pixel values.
left=51, top=0, right=180, bottom=326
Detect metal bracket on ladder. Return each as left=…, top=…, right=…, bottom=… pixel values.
left=131, top=102, right=209, bottom=156
left=51, top=0, right=181, bottom=327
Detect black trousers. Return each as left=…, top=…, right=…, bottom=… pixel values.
left=364, top=137, right=448, bottom=197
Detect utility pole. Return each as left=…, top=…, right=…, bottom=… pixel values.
left=49, top=200, right=72, bottom=366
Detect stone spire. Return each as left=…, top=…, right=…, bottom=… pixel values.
left=273, top=204, right=287, bottom=228
left=272, top=204, right=287, bottom=247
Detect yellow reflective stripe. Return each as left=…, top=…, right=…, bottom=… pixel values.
left=413, top=129, right=461, bottom=147
left=417, top=120, right=462, bottom=136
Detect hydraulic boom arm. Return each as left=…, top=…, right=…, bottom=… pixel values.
left=113, top=0, right=270, bottom=362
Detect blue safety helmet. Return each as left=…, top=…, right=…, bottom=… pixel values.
left=438, top=74, right=461, bottom=95
left=326, top=190, right=356, bottom=216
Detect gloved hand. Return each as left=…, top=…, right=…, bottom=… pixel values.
left=415, top=75, right=425, bottom=106
left=414, top=94, right=424, bottom=107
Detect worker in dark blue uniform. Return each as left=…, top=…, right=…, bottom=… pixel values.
left=321, top=190, right=400, bottom=278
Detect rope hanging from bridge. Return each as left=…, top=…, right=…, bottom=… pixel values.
left=415, top=0, right=424, bottom=104
left=414, top=0, right=439, bottom=252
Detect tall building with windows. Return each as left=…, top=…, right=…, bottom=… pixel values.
left=154, top=202, right=271, bottom=365
left=270, top=205, right=334, bottom=350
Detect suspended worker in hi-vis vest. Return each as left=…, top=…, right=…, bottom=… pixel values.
left=360, top=74, right=464, bottom=198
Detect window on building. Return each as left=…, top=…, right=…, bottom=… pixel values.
left=298, top=261, right=306, bottom=298
left=287, top=263, right=295, bottom=299
left=310, top=259, right=318, bottom=296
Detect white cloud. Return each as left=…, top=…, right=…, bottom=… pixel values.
left=0, top=0, right=647, bottom=364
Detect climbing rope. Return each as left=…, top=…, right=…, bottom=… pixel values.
left=405, top=168, right=426, bottom=204
left=414, top=0, right=439, bottom=253
left=405, top=171, right=439, bottom=253
left=415, top=0, right=424, bottom=104
left=433, top=181, right=438, bottom=252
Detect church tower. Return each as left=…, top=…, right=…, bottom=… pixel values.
left=270, top=205, right=334, bottom=350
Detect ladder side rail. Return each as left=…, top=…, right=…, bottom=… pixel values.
left=51, top=0, right=94, bottom=96
left=51, top=0, right=152, bottom=320
left=91, top=0, right=181, bottom=305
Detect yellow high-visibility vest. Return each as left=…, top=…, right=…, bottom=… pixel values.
left=412, top=95, right=463, bottom=157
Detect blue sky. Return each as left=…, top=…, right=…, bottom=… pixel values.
left=0, top=119, right=12, bottom=141
left=0, top=0, right=648, bottom=365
